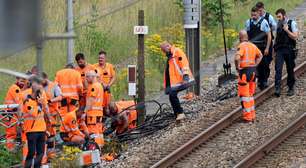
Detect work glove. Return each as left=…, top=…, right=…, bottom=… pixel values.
left=104, top=85, right=110, bottom=92
left=183, top=74, right=190, bottom=82
left=166, top=51, right=172, bottom=59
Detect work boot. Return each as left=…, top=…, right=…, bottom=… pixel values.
left=275, top=87, right=281, bottom=97
left=262, top=82, right=268, bottom=89
left=176, top=113, right=186, bottom=121
left=287, top=88, right=294, bottom=96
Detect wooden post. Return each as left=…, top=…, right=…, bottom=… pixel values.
left=137, top=10, right=146, bottom=125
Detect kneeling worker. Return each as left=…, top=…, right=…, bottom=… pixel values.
left=235, top=30, right=263, bottom=122
left=60, top=108, right=88, bottom=144
left=160, top=41, right=194, bottom=121
left=105, top=101, right=137, bottom=135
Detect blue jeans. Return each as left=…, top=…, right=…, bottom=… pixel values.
left=169, top=91, right=183, bottom=116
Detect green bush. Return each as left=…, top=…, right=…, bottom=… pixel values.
left=0, top=145, right=22, bottom=168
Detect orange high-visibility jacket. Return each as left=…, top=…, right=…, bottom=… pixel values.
left=4, top=84, right=22, bottom=105
left=44, top=81, right=60, bottom=113
left=55, top=68, right=83, bottom=100
left=86, top=82, right=104, bottom=116
left=164, top=46, right=195, bottom=94
left=116, top=100, right=137, bottom=129
left=236, top=42, right=262, bottom=68
left=75, top=64, right=95, bottom=91
left=77, top=113, right=88, bottom=134
left=61, top=111, right=85, bottom=138
left=21, top=89, right=48, bottom=133
left=93, top=63, right=116, bottom=85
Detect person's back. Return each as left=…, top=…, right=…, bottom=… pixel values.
left=116, top=100, right=137, bottom=130
left=237, top=41, right=261, bottom=69
left=55, top=68, right=83, bottom=116
left=55, top=68, right=83, bottom=100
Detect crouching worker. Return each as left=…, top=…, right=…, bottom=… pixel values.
left=235, top=30, right=263, bottom=122
left=105, top=101, right=137, bottom=135
left=160, top=41, right=195, bottom=121
left=60, top=108, right=89, bottom=145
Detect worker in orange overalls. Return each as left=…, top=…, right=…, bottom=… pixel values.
left=93, top=50, right=116, bottom=107
left=85, top=70, right=104, bottom=148
left=20, top=76, right=50, bottom=168
left=235, top=30, right=263, bottom=122
left=55, top=63, right=83, bottom=117
left=75, top=53, right=95, bottom=108
left=106, top=101, right=137, bottom=135
left=41, top=72, right=62, bottom=156
left=59, top=108, right=88, bottom=144
left=3, top=77, right=26, bottom=151
left=160, top=42, right=195, bottom=121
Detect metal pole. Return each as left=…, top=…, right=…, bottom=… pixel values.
left=67, top=0, right=74, bottom=64
left=184, top=0, right=201, bottom=95
left=220, top=0, right=229, bottom=73
left=137, top=10, right=146, bottom=125
left=194, top=0, right=201, bottom=96
left=36, top=41, right=43, bottom=77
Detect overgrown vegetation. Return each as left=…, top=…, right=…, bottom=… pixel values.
left=0, top=145, right=22, bottom=168
left=0, top=0, right=304, bottom=101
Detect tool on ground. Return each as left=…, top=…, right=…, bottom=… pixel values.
left=217, top=0, right=237, bottom=86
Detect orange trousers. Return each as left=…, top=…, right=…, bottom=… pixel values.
left=238, top=68, right=256, bottom=121
left=86, top=115, right=104, bottom=147
left=3, top=114, right=19, bottom=151
left=6, top=125, right=17, bottom=151
left=103, top=91, right=111, bottom=107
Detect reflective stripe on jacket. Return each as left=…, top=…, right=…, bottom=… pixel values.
left=164, top=46, right=195, bottom=94
left=44, top=81, right=60, bottom=113
left=86, top=82, right=104, bottom=116
left=22, top=92, right=47, bottom=133
left=55, top=69, right=83, bottom=100
left=236, top=42, right=262, bottom=68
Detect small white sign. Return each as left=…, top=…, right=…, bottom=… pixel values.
left=128, top=83, right=137, bottom=96
left=128, top=65, right=137, bottom=96
left=134, top=26, right=148, bottom=35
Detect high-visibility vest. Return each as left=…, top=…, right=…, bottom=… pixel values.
left=237, top=42, right=261, bottom=68
left=86, top=82, right=104, bottom=116
left=116, top=100, right=137, bottom=129
left=55, top=68, right=83, bottom=100
left=61, top=111, right=84, bottom=138
left=22, top=91, right=47, bottom=133
left=75, top=64, right=95, bottom=93
left=4, top=84, right=21, bottom=105
left=44, top=81, right=59, bottom=114
left=77, top=113, right=88, bottom=133
left=93, top=63, right=116, bottom=85
left=164, top=46, right=195, bottom=93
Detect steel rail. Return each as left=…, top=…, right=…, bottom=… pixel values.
left=234, top=112, right=306, bottom=168
left=151, top=61, right=306, bottom=168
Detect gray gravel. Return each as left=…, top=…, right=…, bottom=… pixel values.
left=172, top=75, right=306, bottom=168
left=253, top=128, right=306, bottom=168
left=98, top=4, right=306, bottom=168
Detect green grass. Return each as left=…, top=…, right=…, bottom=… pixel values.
left=0, top=0, right=304, bottom=101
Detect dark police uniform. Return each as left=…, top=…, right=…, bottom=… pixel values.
left=274, top=19, right=298, bottom=95
left=246, top=18, right=271, bottom=90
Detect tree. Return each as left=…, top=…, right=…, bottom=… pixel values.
left=175, top=0, right=232, bottom=27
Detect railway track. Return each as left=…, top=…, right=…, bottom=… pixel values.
left=234, top=112, right=306, bottom=168
left=150, top=60, right=306, bottom=168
